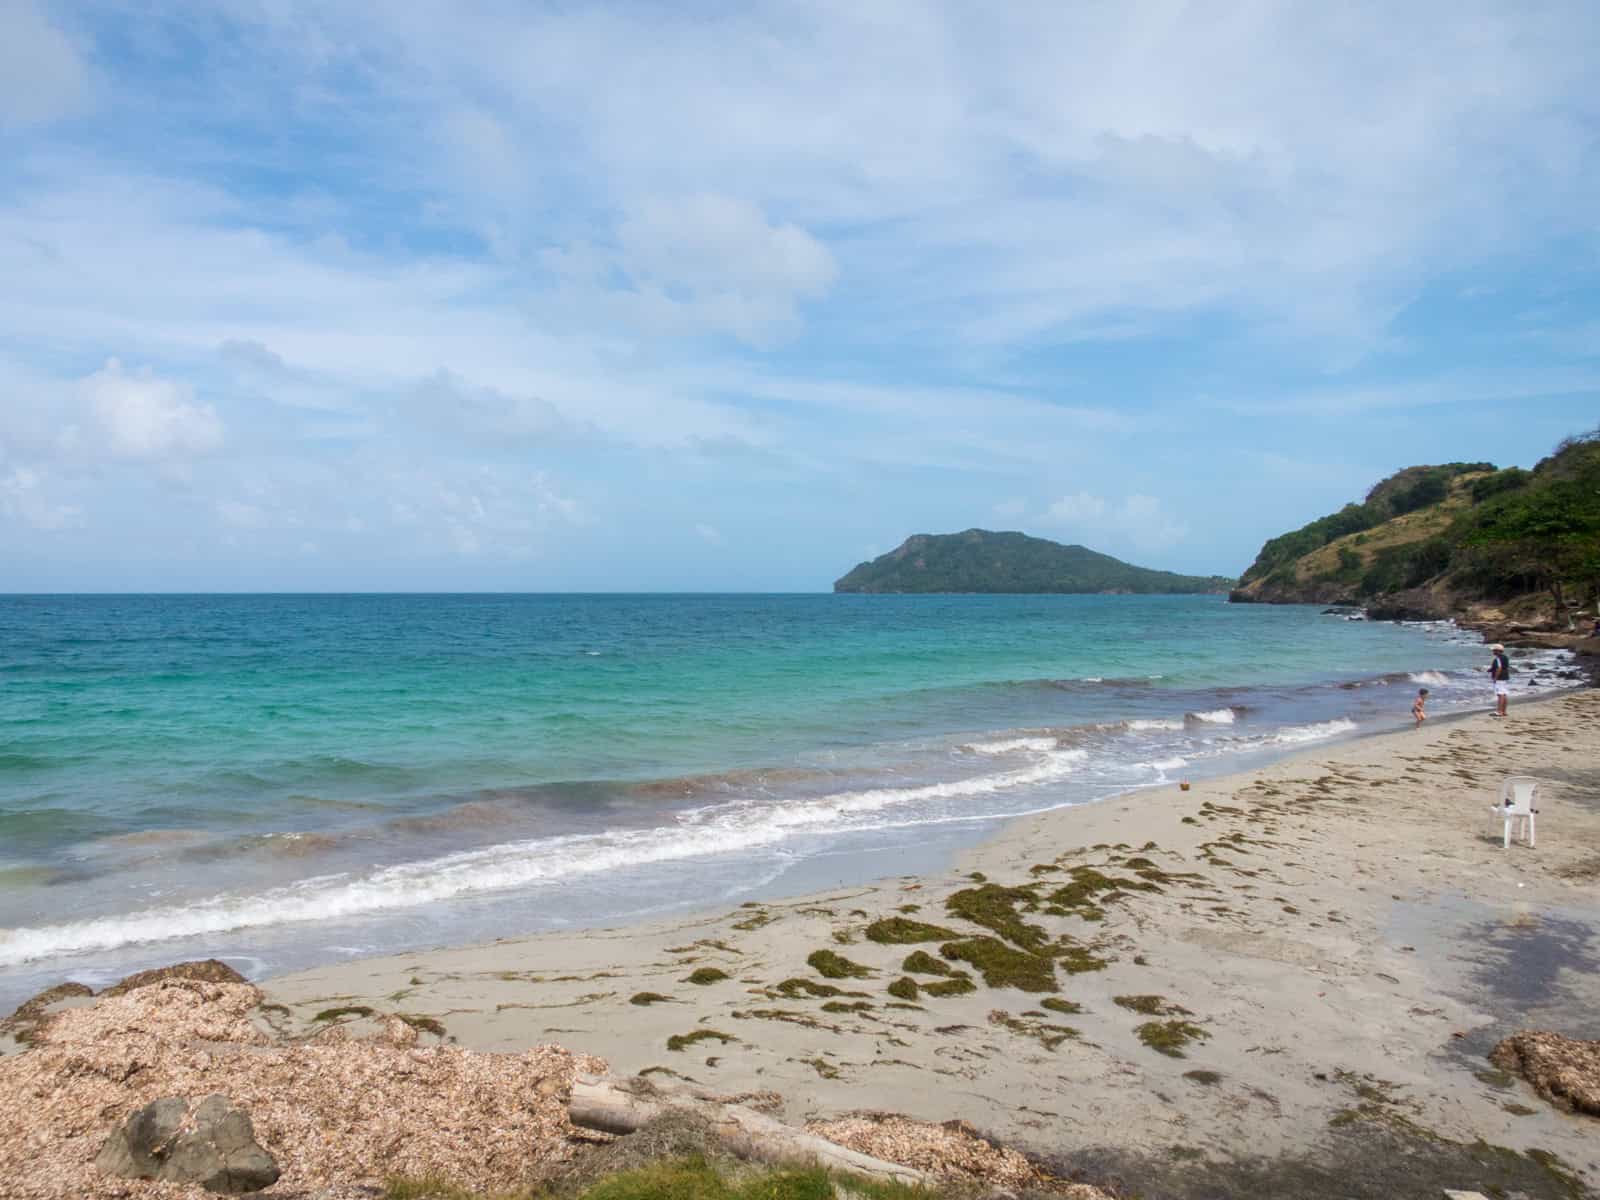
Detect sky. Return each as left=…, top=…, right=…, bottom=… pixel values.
left=1, top=1, right=1597, bottom=592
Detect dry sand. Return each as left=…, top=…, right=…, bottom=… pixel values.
left=263, top=691, right=1600, bottom=1197
left=6, top=692, right=1598, bottom=1198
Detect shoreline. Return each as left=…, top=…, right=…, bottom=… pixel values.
left=246, top=689, right=1600, bottom=1196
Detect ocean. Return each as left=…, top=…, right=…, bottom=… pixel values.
left=0, top=593, right=1576, bottom=1011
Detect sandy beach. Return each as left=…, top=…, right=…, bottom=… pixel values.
left=5, top=689, right=1598, bottom=1199
left=246, top=690, right=1600, bottom=1197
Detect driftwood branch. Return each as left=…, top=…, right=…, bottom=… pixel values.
left=567, top=1074, right=930, bottom=1185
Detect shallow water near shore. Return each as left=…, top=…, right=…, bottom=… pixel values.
left=0, top=593, right=1578, bottom=1010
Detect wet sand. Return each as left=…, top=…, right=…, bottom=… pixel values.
left=263, top=692, right=1600, bottom=1198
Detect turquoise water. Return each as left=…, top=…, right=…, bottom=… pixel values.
left=0, top=593, right=1570, bottom=1007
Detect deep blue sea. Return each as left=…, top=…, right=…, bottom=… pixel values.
left=0, top=594, right=1575, bottom=1010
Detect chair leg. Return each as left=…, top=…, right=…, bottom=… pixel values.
left=1528, top=812, right=1535, bottom=848
left=1504, top=816, right=1512, bottom=849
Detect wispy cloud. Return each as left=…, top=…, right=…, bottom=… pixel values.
left=2, top=1, right=1597, bottom=587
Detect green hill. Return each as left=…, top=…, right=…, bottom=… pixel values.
left=1230, top=428, right=1600, bottom=623
left=833, top=530, right=1234, bottom=595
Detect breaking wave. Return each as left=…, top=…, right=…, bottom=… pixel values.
left=0, top=749, right=1090, bottom=968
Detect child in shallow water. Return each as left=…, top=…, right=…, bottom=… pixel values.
left=1412, top=687, right=1429, bottom=725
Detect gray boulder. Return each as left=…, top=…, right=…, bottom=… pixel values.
left=96, top=1094, right=280, bottom=1193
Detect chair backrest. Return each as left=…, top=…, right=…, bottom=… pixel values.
left=1501, top=776, right=1540, bottom=813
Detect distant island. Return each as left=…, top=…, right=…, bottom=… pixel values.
left=1231, top=428, right=1600, bottom=641
left=833, top=529, right=1235, bottom=594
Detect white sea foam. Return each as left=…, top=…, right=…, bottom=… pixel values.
left=1409, top=671, right=1450, bottom=686
left=1187, top=708, right=1236, bottom=724
left=1268, top=718, right=1358, bottom=744
left=1126, top=718, right=1184, bottom=732
left=966, top=737, right=1058, bottom=755
left=1143, top=757, right=1188, bottom=772
left=0, top=749, right=1090, bottom=968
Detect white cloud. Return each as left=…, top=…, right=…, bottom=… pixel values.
left=83, top=360, right=223, bottom=459
left=1043, top=491, right=1188, bottom=552
left=543, top=193, right=840, bottom=346
left=0, top=0, right=89, bottom=129
left=0, top=465, right=82, bottom=529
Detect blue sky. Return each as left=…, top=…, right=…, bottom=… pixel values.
left=1, top=1, right=1597, bottom=591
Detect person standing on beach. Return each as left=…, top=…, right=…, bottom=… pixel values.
left=1412, top=688, right=1429, bottom=725
left=1489, top=643, right=1510, bottom=717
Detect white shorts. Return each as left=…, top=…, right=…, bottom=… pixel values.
left=1494, top=681, right=1509, bottom=697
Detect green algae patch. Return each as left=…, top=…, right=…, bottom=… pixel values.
left=820, top=1000, right=873, bottom=1014
left=923, top=976, right=976, bottom=998
left=901, top=949, right=955, bottom=976
left=1136, top=1019, right=1209, bottom=1057
left=666, top=1028, right=738, bottom=1052
left=770, top=977, right=861, bottom=1000
left=685, top=967, right=729, bottom=985
left=800, top=1057, right=841, bottom=1080
left=945, top=883, right=1048, bottom=951
left=395, top=1013, right=447, bottom=1037
left=940, top=936, right=1056, bottom=993
left=1040, top=997, right=1083, bottom=1015
left=1053, top=937, right=1110, bottom=974
left=732, top=1008, right=842, bottom=1033
left=1114, top=994, right=1190, bottom=1016
left=1184, top=1069, right=1224, bottom=1086
left=731, top=908, right=775, bottom=932
left=864, top=916, right=957, bottom=944
left=807, top=949, right=873, bottom=979
left=313, top=1005, right=376, bottom=1022
left=886, top=976, right=920, bottom=1001
left=988, top=1009, right=1079, bottom=1050
left=629, top=992, right=673, bottom=1006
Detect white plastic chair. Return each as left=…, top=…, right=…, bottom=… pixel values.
left=1490, top=776, right=1540, bottom=848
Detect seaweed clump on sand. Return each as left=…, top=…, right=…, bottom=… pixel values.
left=940, top=937, right=1056, bottom=993
left=923, top=976, right=976, bottom=998
left=1114, top=995, right=1189, bottom=1016
left=685, top=968, right=729, bottom=986
left=630, top=992, right=673, bottom=1006
left=1040, top=997, right=1084, bottom=1015
left=1135, top=1019, right=1209, bottom=1058
left=665, top=1029, right=738, bottom=1053
left=313, top=1005, right=376, bottom=1022
left=988, top=1009, right=1079, bottom=1050
left=864, top=917, right=958, bottom=945
left=945, top=884, right=1049, bottom=951
left=770, top=978, right=856, bottom=1000
left=806, top=949, right=873, bottom=980
left=886, top=977, right=920, bottom=1001
left=901, top=950, right=954, bottom=976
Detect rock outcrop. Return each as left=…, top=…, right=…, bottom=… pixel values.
left=96, top=1094, right=280, bottom=1193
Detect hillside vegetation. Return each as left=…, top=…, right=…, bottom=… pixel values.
left=1231, top=430, right=1600, bottom=621
left=834, top=529, right=1233, bottom=594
